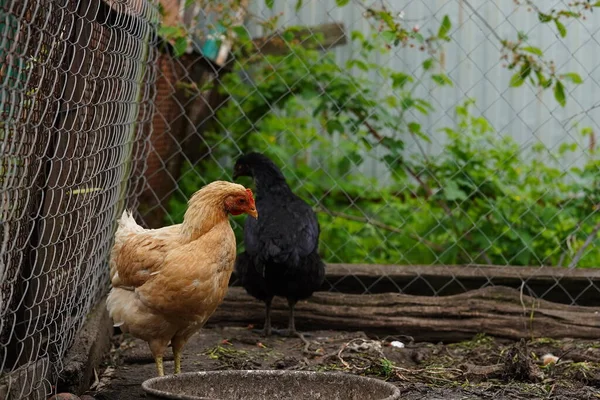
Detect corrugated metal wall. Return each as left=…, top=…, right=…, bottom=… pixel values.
left=245, top=0, right=600, bottom=181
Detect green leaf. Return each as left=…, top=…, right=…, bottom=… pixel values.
left=185, top=0, right=195, bottom=7
left=173, top=37, right=187, bottom=57
left=535, top=70, right=553, bottom=89
left=347, top=59, right=369, bottom=71
left=381, top=137, right=405, bottom=154
left=360, top=137, right=374, bottom=150
left=518, top=63, right=532, bottom=82
left=443, top=180, right=467, bottom=201
left=351, top=31, right=365, bottom=42
left=347, top=151, right=364, bottom=166
left=282, top=30, right=295, bottom=42
left=377, top=10, right=396, bottom=27
left=538, top=13, right=553, bottom=23
left=560, top=72, right=583, bottom=84
left=408, top=121, right=428, bottom=140
left=383, top=154, right=403, bottom=168
left=326, top=119, right=345, bottom=134
left=232, top=26, right=250, bottom=41
left=431, top=74, right=453, bottom=86
left=422, top=58, right=434, bottom=71
left=554, top=19, right=567, bottom=38
left=437, top=15, right=452, bottom=39
left=408, top=122, right=421, bottom=134
left=411, top=32, right=425, bottom=43
left=554, top=80, right=566, bottom=107
left=412, top=100, right=434, bottom=117
left=413, top=103, right=430, bottom=115
left=557, top=10, right=580, bottom=18
left=266, top=0, right=274, bottom=9
left=335, top=0, right=350, bottom=6
left=295, top=0, right=303, bottom=12
left=401, top=97, right=415, bottom=110
left=337, top=157, right=352, bottom=175
left=594, top=1, right=600, bottom=6
left=581, top=127, right=594, bottom=136
left=509, top=72, right=525, bottom=87
left=391, top=72, right=413, bottom=89
left=381, top=30, right=396, bottom=43
left=521, top=46, right=543, bottom=57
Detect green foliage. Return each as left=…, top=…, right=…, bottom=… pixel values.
left=500, top=35, right=582, bottom=106
left=165, top=1, right=600, bottom=267
left=409, top=101, right=599, bottom=266
left=515, top=0, right=600, bottom=37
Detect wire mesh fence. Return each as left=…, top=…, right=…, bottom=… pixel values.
left=3, top=0, right=600, bottom=398
left=0, top=0, right=158, bottom=397
left=143, top=0, right=600, bottom=303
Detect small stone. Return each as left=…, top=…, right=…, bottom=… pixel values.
left=542, top=353, right=559, bottom=366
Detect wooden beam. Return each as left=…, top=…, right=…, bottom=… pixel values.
left=321, top=263, right=600, bottom=306
left=251, top=22, right=347, bottom=56
left=229, top=263, right=600, bottom=307
left=209, top=286, right=600, bottom=342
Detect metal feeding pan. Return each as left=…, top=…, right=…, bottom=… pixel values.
left=142, top=370, right=401, bottom=400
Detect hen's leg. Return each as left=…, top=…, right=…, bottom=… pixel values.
left=149, top=339, right=169, bottom=376
left=263, top=298, right=273, bottom=336
left=252, top=298, right=273, bottom=336
left=287, top=299, right=297, bottom=334
left=172, top=336, right=187, bottom=374
left=271, top=299, right=312, bottom=337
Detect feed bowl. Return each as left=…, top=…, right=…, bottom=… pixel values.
left=142, top=370, right=401, bottom=400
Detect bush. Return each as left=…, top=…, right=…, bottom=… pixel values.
left=167, top=14, right=600, bottom=267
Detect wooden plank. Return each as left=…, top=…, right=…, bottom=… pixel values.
left=0, top=357, right=50, bottom=400
left=230, top=263, right=600, bottom=306
left=209, top=286, right=600, bottom=342
left=326, top=263, right=600, bottom=279
left=323, top=264, right=600, bottom=306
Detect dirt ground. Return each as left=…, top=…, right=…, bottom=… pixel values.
left=89, top=325, right=600, bottom=400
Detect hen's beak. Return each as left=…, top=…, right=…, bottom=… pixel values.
left=247, top=208, right=258, bottom=219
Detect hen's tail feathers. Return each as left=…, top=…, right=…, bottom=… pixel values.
left=110, top=210, right=143, bottom=284
left=117, top=209, right=144, bottom=235
left=106, top=288, right=138, bottom=333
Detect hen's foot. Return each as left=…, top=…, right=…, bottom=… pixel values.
left=269, top=329, right=313, bottom=338
left=252, top=327, right=272, bottom=337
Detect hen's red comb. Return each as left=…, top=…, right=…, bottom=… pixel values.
left=245, top=188, right=255, bottom=207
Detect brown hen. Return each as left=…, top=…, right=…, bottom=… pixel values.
left=107, top=181, right=257, bottom=376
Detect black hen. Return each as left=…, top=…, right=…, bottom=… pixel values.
left=233, top=152, right=325, bottom=336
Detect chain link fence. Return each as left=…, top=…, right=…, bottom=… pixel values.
left=143, top=0, right=600, bottom=304
left=3, top=0, right=600, bottom=398
left=1, top=0, right=158, bottom=397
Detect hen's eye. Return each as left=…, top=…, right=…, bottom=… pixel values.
left=237, top=198, right=246, bottom=205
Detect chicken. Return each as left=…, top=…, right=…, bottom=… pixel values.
left=233, top=153, right=325, bottom=337
left=106, top=181, right=257, bottom=376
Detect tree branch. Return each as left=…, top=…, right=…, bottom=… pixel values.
left=404, top=165, right=433, bottom=199
left=362, top=120, right=383, bottom=142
